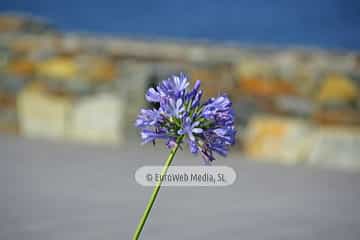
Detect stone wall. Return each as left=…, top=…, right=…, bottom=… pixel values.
left=0, top=16, right=359, bottom=170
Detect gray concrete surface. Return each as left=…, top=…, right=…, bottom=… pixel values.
left=1, top=135, right=360, bottom=240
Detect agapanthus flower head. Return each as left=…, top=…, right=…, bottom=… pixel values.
left=135, top=73, right=236, bottom=164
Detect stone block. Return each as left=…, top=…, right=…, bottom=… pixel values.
left=312, top=110, right=360, bottom=126
left=190, top=63, right=234, bottom=98
left=274, top=96, right=315, bottom=117
left=238, top=77, right=297, bottom=97
left=7, top=59, right=36, bottom=77
left=0, top=93, right=18, bottom=134
left=235, top=57, right=273, bottom=79
left=37, top=57, right=78, bottom=80
left=69, top=93, right=125, bottom=144
left=317, top=74, right=358, bottom=104
left=244, top=115, right=312, bottom=164
left=232, top=95, right=280, bottom=126
left=17, top=82, right=72, bottom=139
left=75, top=55, right=117, bottom=82
left=306, top=127, right=360, bottom=170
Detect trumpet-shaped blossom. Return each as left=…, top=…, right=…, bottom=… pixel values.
left=135, top=73, right=236, bottom=163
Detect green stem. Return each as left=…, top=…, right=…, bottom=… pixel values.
left=132, top=135, right=184, bottom=240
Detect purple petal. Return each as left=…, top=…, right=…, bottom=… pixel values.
left=192, top=128, right=203, bottom=134
left=145, top=88, right=161, bottom=102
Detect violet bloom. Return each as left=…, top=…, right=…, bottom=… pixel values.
left=135, top=73, right=236, bottom=163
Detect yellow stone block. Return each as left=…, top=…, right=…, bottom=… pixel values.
left=244, top=115, right=312, bottom=164
left=17, top=82, right=72, bottom=139
left=37, top=57, right=78, bottom=79
left=317, top=74, right=358, bottom=103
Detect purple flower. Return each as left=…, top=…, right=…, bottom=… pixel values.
left=135, top=109, right=163, bottom=128
left=171, top=73, right=190, bottom=94
left=145, top=73, right=189, bottom=102
left=160, top=98, right=185, bottom=118
left=178, top=117, right=203, bottom=142
left=135, top=73, right=236, bottom=163
left=201, top=95, right=232, bottom=120
left=145, top=88, right=162, bottom=102
left=140, top=128, right=170, bottom=144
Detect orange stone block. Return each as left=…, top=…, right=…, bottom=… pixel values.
left=239, top=78, right=297, bottom=97
left=7, top=59, right=35, bottom=76
left=244, top=115, right=312, bottom=164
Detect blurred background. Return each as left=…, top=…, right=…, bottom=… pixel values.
left=0, top=0, right=359, bottom=170
left=0, top=1, right=360, bottom=239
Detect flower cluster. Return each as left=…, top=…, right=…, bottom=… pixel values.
left=135, top=73, right=236, bottom=163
